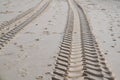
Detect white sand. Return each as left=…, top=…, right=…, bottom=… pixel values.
left=0, top=0, right=42, bottom=24
left=77, top=0, right=120, bottom=79
left=0, top=0, right=120, bottom=80
left=0, top=0, right=68, bottom=80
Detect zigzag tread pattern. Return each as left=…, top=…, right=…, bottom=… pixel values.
left=52, top=0, right=115, bottom=80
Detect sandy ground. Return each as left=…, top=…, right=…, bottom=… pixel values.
left=0, top=0, right=68, bottom=80
left=0, top=0, right=42, bottom=24
left=0, top=0, right=120, bottom=80
left=77, top=0, right=120, bottom=79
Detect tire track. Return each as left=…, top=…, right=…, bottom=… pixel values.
left=0, top=6, right=34, bottom=30
left=52, top=0, right=115, bottom=80
left=0, top=0, right=51, bottom=50
left=0, top=0, right=43, bottom=31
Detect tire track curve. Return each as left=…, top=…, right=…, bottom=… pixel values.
left=0, top=0, right=43, bottom=31
left=52, top=0, right=115, bottom=80
left=0, top=0, right=51, bottom=50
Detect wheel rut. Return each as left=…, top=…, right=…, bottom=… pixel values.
left=0, top=0, right=51, bottom=50
left=52, top=0, right=115, bottom=80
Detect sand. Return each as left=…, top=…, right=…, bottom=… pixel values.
left=0, top=0, right=120, bottom=80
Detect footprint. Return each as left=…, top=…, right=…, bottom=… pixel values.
left=48, top=20, right=52, bottom=23
left=52, top=32, right=57, bottom=34
left=45, top=72, right=51, bottom=75
left=117, top=24, right=120, bottom=27
left=35, top=38, right=40, bottom=41
left=112, top=38, right=116, bottom=41
left=104, top=53, right=108, bottom=55
left=118, top=36, right=120, bottom=39
left=109, top=28, right=113, bottom=31
left=117, top=51, right=120, bottom=53
left=47, top=64, right=52, bottom=67
left=18, top=68, right=28, bottom=77
left=101, top=8, right=106, bottom=11
left=18, top=11, right=22, bottom=13
left=36, top=76, right=43, bottom=80
left=44, top=27, right=48, bottom=30
left=111, top=34, right=114, bottom=36
left=43, top=31, right=50, bottom=35
left=14, top=42, right=17, bottom=45
left=111, top=46, right=115, bottom=48
left=19, top=45, right=23, bottom=48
